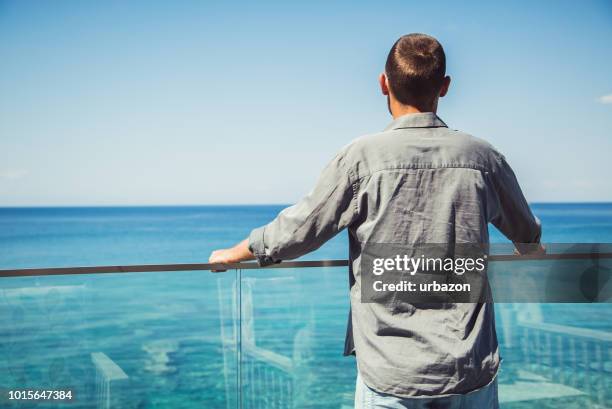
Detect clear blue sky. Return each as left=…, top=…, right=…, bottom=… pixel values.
left=1, top=0, right=611, bottom=206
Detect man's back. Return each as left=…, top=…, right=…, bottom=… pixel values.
left=348, top=113, right=494, bottom=246
left=246, top=112, right=540, bottom=397
left=344, top=112, right=509, bottom=397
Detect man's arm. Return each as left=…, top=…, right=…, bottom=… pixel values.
left=489, top=152, right=544, bottom=255
left=209, top=151, right=358, bottom=268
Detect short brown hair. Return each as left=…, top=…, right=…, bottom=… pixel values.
left=385, top=33, right=446, bottom=109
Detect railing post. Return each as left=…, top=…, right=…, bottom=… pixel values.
left=595, top=342, right=603, bottom=405
left=582, top=340, right=590, bottom=397
left=569, top=337, right=577, bottom=387
left=557, top=334, right=564, bottom=385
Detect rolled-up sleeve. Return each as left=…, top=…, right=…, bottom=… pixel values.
left=488, top=152, right=542, bottom=246
left=248, top=152, right=358, bottom=266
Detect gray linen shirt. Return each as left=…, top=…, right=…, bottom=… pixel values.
left=248, top=112, right=541, bottom=397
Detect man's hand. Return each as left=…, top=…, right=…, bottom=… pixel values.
left=513, top=243, right=546, bottom=256
left=208, top=239, right=255, bottom=272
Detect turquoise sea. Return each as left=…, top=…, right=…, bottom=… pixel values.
left=0, top=204, right=611, bottom=408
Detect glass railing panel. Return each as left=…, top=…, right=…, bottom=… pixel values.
left=495, top=303, right=611, bottom=408
left=0, top=270, right=239, bottom=409
left=236, top=255, right=611, bottom=409
left=490, top=251, right=612, bottom=408
left=238, top=266, right=355, bottom=409
left=1, top=251, right=610, bottom=408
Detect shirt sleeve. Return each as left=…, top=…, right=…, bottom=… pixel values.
left=488, top=152, right=542, bottom=248
left=248, top=152, right=358, bottom=266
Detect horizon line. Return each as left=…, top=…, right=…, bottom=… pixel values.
left=1, top=201, right=612, bottom=209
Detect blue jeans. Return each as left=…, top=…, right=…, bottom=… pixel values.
left=354, top=372, right=499, bottom=409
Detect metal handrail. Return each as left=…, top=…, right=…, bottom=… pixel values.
left=0, top=259, right=348, bottom=277
left=1, top=252, right=611, bottom=278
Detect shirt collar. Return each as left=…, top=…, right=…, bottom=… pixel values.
left=384, top=112, right=447, bottom=131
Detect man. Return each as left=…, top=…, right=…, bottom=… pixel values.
left=209, top=33, right=541, bottom=409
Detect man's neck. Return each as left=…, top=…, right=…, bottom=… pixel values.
left=389, top=99, right=437, bottom=119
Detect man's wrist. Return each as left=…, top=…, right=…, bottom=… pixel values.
left=229, top=238, right=255, bottom=263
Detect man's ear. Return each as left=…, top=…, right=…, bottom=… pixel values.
left=379, top=73, right=389, bottom=96
left=439, top=76, right=451, bottom=98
